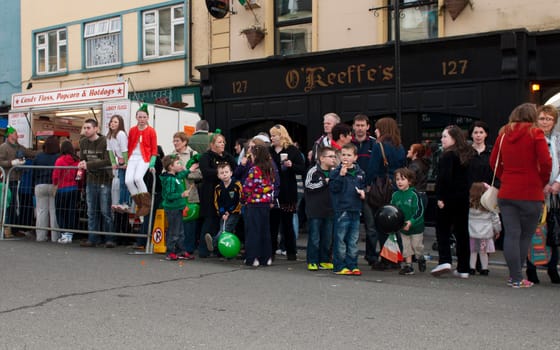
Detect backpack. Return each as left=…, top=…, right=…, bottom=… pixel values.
left=366, top=143, right=394, bottom=209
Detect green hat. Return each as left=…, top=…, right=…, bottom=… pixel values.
left=5, top=126, right=16, bottom=136
left=137, top=103, right=149, bottom=116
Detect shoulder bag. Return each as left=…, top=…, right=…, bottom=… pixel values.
left=367, top=142, right=394, bottom=209
left=480, top=134, right=504, bottom=213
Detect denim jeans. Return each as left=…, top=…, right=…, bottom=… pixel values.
left=86, top=183, right=114, bottom=244
left=165, top=209, right=185, bottom=254
left=332, top=211, right=360, bottom=272
left=117, top=168, right=130, bottom=205
left=306, top=217, right=333, bottom=264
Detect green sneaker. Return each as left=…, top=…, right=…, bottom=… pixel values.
left=307, top=263, right=318, bottom=271
left=319, top=262, right=334, bottom=270
left=334, top=268, right=353, bottom=275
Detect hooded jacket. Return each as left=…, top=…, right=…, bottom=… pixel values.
left=490, top=122, right=551, bottom=201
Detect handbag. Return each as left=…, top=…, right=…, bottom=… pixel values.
left=367, top=143, right=394, bottom=209
left=546, top=194, right=560, bottom=247
left=529, top=205, right=550, bottom=266
left=480, top=134, right=504, bottom=213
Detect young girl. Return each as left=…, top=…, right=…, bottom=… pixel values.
left=242, top=144, right=277, bottom=267
left=52, top=141, right=80, bottom=244
left=126, top=104, right=158, bottom=217
left=468, top=182, right=502, bottom=275
left=106, top=115, right=130, bottom=212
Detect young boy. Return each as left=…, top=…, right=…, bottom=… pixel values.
left=205, top=162, right=243, bottom=253
left=329, top=143, right=366, bottom=275
left=160, top=155, right=196, bottom=261
left=390, top=168, right=425, bottom=275
left=304, top=147, right=337, bottom=271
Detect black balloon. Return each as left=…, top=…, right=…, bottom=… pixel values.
left=374, top=205, right=405, bottom=234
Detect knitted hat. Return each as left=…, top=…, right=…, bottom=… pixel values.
left=5, top=126, right=16, bottom=136
left=137, top=103, right=149, bottom=116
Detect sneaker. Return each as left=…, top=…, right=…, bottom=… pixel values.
left=80, top=240, right=95, bottom=248
left=105, top=241, right=116, bottom=248
left=204, top=233, right=214, bottom=252
left=511, top=279, right=534, bottom=288
left=166, top=253, right=178, bottom=261
left=319, top=262, right=334, bottom=270
left=453, top=270, right=469, bottom=279
left=431, top=263, right=452, bottom=276
left=334, top=268, right=353, bottom=275
left=399, top=265, right=415, bottom=275
left=417, top=257, right=426, bottom=272
left=307, top=263, right=318, bottom=271
left=507, top=277, right=513, bottom=286
left=178, top=252, right=195, bottom=260
left=266, top=258, right=272, bottom=266
left=351, top=268, right=362, bottom=276
left=57, top=233, right=73, bottom=244
left=252, top=259, right=260, bottom=267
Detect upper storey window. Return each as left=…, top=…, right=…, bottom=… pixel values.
left=390, top=0, right=438, bottom=41
left=36, top=29, right=67, bottom=75
left=275, top=0, right=311, bottom=55
left=84, top=17, right=122, bottom=68
left=143, top=5, right=185, bottom=59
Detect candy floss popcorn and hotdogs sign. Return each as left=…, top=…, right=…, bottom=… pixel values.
left=11, top=82, right=128, bottom=109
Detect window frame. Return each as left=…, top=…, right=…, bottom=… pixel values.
left=387, top=0, right=438, bottom=42
left=142, top=4, right=185, bottom=60
left=274, top=0, right=312, bottom=56
left=35, top=28, right=67, bottom=75
left=84, top=17, right=122, bottom=69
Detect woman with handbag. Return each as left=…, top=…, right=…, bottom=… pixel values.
left=490, top=103, right=552, bottom=288
left=525, top=104, right=560, bottom=284
left=365, top=117, right=406, bottom=270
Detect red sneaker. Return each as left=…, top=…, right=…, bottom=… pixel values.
left=166, top=253, right=178, bottom=261
left=178, top=252, right=195, bottom=260
left=351, top=268, right=362, bottom=276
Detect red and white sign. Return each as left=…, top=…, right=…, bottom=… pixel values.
left=11, top=82, right=128, bottom=110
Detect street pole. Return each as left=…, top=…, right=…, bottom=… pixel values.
left=394, top=0, right=402, bottom=127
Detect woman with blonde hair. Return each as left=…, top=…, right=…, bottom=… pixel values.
left=269, top=124, right=306, bottom=260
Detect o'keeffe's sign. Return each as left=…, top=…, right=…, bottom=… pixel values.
left=11, top=81, right=128, bottom=110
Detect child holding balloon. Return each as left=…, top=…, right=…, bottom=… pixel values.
left=160, top=155, right=198, bottom=261
left=242, top=144, right=278, bottom=267
left=205, top=162, right=243, bottom=253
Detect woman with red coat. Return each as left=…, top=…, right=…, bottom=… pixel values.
left=490, top=103, right=552, bottom=288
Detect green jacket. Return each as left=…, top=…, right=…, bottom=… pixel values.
left=160, top=169, right=190, bottom=210
left=390, top=187, right=424, bottom=235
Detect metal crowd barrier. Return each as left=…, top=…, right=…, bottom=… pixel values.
left=0, top=164, right=156, bottom=254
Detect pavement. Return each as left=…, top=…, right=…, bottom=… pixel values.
left=294, top=224, right=508, bottom=267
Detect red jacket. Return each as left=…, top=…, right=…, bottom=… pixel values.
left=128, top=125, right=158, bottom=162
left=52, top=154, right=79, bottom=189
left=490, top=122, right=551, bottom=201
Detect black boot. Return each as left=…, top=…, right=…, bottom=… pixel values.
left=526, top=268, right=540, bottom=284
left=547, top=268, right=560, bottom=284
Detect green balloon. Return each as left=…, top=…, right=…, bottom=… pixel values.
left=218, top=232, right=241, bottom=258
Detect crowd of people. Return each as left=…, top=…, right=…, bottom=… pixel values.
left=1, top=102, right=559, bottom=288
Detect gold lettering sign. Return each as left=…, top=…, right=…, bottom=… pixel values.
left=286, top=63, right=394, bottom=92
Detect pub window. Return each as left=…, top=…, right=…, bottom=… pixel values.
left=142, top=4, right=185, bottom=59
left=36, top=29, right=67, bottom=75
left=84, top=17, right=121, bottom=68
left=275, top=0, right=311, bottom=55
left=389, top=0, right=438, bottom=42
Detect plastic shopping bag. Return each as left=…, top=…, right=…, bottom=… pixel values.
left=380, top=233, right=403, bottom=263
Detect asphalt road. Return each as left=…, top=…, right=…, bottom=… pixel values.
left=1, top=239, right=559, bottom=350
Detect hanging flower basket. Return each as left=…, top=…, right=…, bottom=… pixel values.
left=441, top=0, right=473, bottom=21
left=241, top=27, right=266, bottom=49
